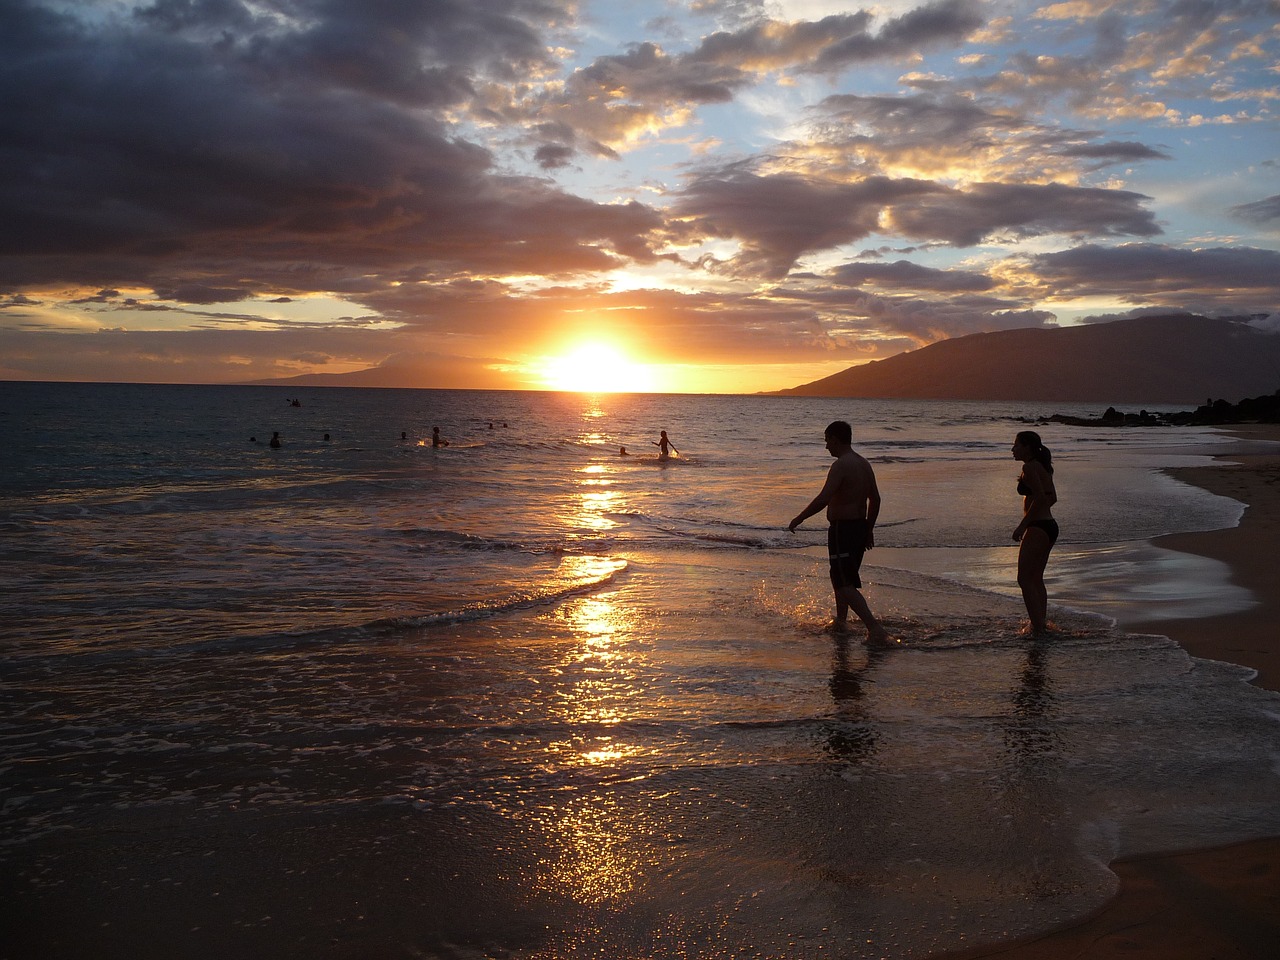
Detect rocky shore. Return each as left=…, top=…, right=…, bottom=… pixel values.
left=1042, top=388, right=1280, bottom=427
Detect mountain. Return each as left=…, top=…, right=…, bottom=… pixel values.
left=774, top=315, right=1280, bottom=404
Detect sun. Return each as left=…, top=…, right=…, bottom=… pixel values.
left=538, top=342, right=656, bottom=393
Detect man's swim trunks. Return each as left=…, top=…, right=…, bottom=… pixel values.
left=828, top=519, right=869, bottom=591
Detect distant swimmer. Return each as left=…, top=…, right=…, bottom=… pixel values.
left=788, top=420, right=889, bottom=645
left=1011, top=430, right=1059, bottom=635
left=269, top=431, right=282, bottom=449
left=619, top=446, right=629, bottom=456
left=652, top=430, right=678, bottom=458
left=432, top=426, right=449, bottom=448
left=323, top=433, right=330, bottom=442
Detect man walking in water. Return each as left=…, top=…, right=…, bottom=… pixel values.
left=788, top=420, right=890, bottom=644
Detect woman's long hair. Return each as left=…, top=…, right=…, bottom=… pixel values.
left=1016, top=430, right=1054, bottom=474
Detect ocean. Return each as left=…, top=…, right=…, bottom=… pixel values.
left=2, top=381, right=1279, bottom=959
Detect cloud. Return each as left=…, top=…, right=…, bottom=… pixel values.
left=768, top=275, right=1056, bottom=345
left=1024, top=243, right=1280, bottom=314
left=805, top=0, right=986, bottom=74
left=827, top=260, right=996, bottom=293
left=1231, top=194, right=1280, bottom=226
left=0, top=0, right=664, bottom=299
left=974, top=0, right=1280, bottom=120
left=676, top=167, right=937, bottom=277
left=805, top=92, right=1172, bottom=183
left=676, top=165, right=1159, bottom=277
left=885, top=181, right=1161, bottom=245
left=515, top=1, right=986, bottom=163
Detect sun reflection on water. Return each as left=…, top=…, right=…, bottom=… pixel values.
left=536, top=793, right=648, bottom=904
left=531, top=581, right=665, bottom=905
left=569, top=463, right=622, bottom=533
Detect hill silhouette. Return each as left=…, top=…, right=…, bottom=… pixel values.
left=773, top=315, right=1280, bottom=403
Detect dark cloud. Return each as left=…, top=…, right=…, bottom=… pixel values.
left=1059, top=141, right=1171, bottom=163
left=815, top=91, right=1027, bottom=145
left=0, top=0, right=663, bottom=297
left=827, top=260, right=996, bottom=293
left=887, top=182, right=1160, bottom=246
left=139, top=0, right=559, bottom=104
left=1025, top=243, right=1280, bottom=315
left=1231, top=195, right=1280, bottom=226
left=769, top=278, right=1055, bottom=345
left=808, top=0, right=984, bottom=73
left=808, top=94, right=1173, bottom=183
left=677, top=167, right=1159, bottom=276
left=677, top=168, right=937, bottom=278
left=70, top=289, right=123, bottom=305
left=154, top=284, right=253, bottom=305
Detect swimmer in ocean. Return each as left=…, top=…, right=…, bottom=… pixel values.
left=652, top=430, right=678, bottom=458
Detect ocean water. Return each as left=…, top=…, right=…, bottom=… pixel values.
left=2, top=381, right=1279, bottom=958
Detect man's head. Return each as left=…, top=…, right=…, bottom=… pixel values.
left=824, top=420, right=852, bottom=457
left=824, top=420, right=852, bottom=444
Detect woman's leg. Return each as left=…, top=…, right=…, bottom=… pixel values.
left=1017, top=528, right=1053, bottom=631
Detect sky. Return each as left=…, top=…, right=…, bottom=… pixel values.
left=1, top=0, right=1278, bottom=394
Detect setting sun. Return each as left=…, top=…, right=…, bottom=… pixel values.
left=538, top=342, right=656, bottom=393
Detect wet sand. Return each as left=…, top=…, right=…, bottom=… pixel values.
left=944, top=424, right=1280, bottom=960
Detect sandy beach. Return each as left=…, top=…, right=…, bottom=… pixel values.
left=947, top=424, right=1280, bottom=959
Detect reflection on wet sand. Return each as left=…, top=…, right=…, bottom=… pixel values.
left=1004, top=641, right=1060, bottom=767
left=824, top=637, right=893, bottom=765
left=540, top=586, right=652, bottom=907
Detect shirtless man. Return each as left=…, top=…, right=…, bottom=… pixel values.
left=788, top=420, right=890, bottom=643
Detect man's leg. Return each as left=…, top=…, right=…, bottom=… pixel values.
left=838, top=585, right=888, bottom=643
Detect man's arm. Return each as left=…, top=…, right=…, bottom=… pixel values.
left=864, top=469, right=880, bottom=549
left=789, top=464, right=840, bottom=531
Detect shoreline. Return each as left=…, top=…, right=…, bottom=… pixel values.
left=942, top=424, right=1280, bottom=960
left=1124, top=425, right=1280, bottom=692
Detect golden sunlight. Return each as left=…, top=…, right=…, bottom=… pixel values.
left=538, top=342, right=656, bottom=393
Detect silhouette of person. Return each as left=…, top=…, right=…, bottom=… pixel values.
left=432, top=426, right=448, bottom=448
left=269, top=431, right=282, bottom=448
left=1011, top=431, right=1058, bottom=634
left=652, top=430, right=678, bottom=457
left=789, top=420, right=889, bottom=644
left=619, top=446, right=629, bottom=456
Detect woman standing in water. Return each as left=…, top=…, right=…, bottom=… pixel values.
left=1012, top=430, right=1058, bottom=634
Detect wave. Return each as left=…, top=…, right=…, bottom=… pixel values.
left=364, top=555, right=629, bottom=632
left=0, top=553, right=630, bottom=667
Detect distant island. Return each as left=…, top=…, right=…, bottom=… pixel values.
left=774, top=314, right=1280, bottom=404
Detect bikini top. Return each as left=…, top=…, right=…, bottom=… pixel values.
left=1017, top=477, right=1030, bottom=495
